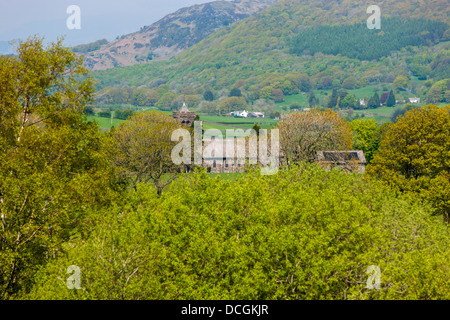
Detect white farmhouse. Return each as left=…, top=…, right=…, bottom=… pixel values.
left=231, top=110, right=248, bottom=118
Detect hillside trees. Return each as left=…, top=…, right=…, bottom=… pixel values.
left=367, top=105, right=450, bottom=221
left=277, top=109, right=352, bottom=165
left=0, top=36, right=119, bottom=298
left=290, top=17, right=448, bottom=61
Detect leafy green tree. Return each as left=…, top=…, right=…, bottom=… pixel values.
left=386, top=90, right=396, bottom=107
left=230, top=88, right=242, bottom=97
left=98, top=110, right=112, bottom=118
left=426, top=79, right=449, bottom=103
left=0, top=36, right=118, bottom=299
left=350, top=118, right=381, bottom=163
left=342, top=77, right=357, bottom=89
left=393, top=75, right=409, bottom=90
left=327, top=88, right=339, bottom=108
left=367, top=104, right=450, bottom=220
left=340, top=94, right=358, bottom=109
left=156, top=92, right=176, bottom=111
left=259, top=86, right=273, bottom=100
left=111, top=111, right=182, bottom=196
left=217, top=97, right=247, bottom=115
left=251, top=123, right=261, bottom=136
left=203, top=90, right=214, bottom=101
left=367, top=92, right=380, bottom=109
left=308, top=91, right=319, bottom=107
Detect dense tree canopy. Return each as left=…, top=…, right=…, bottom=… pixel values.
left=277, top=109, right=352, bottom=164
left=367, top=104, right=450, bottom=220
left=0, top=36, right=119, bottom=298
left=22, top=165, right=450, bottom=300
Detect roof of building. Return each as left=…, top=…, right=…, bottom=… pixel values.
left=315, top=150, right=366, bottom=164
left=179, top=102, right=189, bottom=112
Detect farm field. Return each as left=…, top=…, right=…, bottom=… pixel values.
left=88, top=115, right=125, bottom=130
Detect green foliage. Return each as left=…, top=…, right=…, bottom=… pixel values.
left=114, top=109, right=135, bottom=120
left=368, top=104, right=450, bottom=219
left=386, top=90, right=396, bottom=107
left=427, top=79, right=450, bottom=103
left=0, top=36, right=119, bottom=299
left=290, top=17, right=448, bottom=61
left=350, top=118, right=381, bottom=163
left=203, top=90, right=214, bottom=101
left=229, top=88, right=242, bottom=97
left=367, top=92, right=381, bottom=109
left=110, top=111, right=182, bottom=195
left=24, top=165, right=450, bottom=300
left=97, top=110, right=111, bottom=118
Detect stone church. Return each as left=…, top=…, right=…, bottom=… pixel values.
left=173, top=103, right=196, bottom=127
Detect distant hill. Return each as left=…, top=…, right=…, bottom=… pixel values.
left=92, top=0, right=450, bottom=91
left=78, top=0, right=277, bottom=70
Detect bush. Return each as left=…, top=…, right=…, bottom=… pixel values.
left=25, top=165, right=450, bottom=300
left=97, top=110, right=111, bottom=118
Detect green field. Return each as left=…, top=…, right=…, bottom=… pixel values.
left=88, top=115, right=125, bottom=130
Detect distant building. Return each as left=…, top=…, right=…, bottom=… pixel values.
left=202, top=138, right=248, bottom=173
left=409, top=97, right=421, bottom=104
left=315, top=150, right=367, bottom=174
left=231, top=110, right=248, bottom=118
left=359, top=99, right=366, bottom=107
left=173, top=103, right=196, bottom=127
left=247, top=112, right=265, bottom=118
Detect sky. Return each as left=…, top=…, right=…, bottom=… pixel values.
left=0, top=0, right=219, bottom=48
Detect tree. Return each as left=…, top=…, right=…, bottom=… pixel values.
left=308, top=91, right=319, bottom=107
left=386, top=90, right=396, bottom=107
left=426, top=79, right=449, bottom=103
left=277, top=109, right=352, bottom=164
left=297, top=74, right=312, bottom=92
left=393, top=75, right=408, bottom=90
left=327, top=89, right=339, bottom=108
left=259, top=86, right=273, bottom=100
left=184, top=95, right=200, bottom=108
left=367, top=105, right=450, bottom=221
left=204, top=90, right=214, bottom=101
left=350, top=118, right=381, bottom=163
left=229, top=88, right=242, bottom=97
left=367, top=92, right=380, bottom=109
left=156, top=92, right=176, bottom=111
left=0, top=36, right=117, bottom=298
left=342, top=77, right=357, bottom=89
left=271, top=89, right=285, bottom=102
left=217, top=97, right=247, bottom=115
left=111, top=111, right=182, bottom=196
left=340, top=94, right=358, bottom=109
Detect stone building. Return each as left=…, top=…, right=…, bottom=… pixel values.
left=173, top=103, right=196, bottom=127
left=315, top=150, right=367, bottom=173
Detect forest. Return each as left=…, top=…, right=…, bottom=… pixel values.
left=289, top=17, right=448, bottom=61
